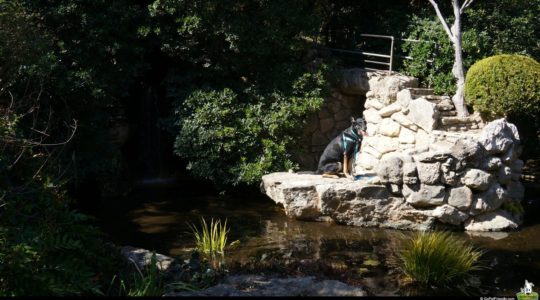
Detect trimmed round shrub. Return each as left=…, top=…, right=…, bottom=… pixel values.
left=465, top=54, right=540, bottom=120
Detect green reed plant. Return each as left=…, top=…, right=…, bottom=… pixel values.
left=398, top=231, right=485, bottom=287
left=188, top=217, right=229, bottom=256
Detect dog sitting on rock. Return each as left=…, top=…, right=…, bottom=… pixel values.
left=316, top=117, right=367, bottom=179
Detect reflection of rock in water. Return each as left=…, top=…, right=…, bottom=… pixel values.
left=466, top=231, right=509, bottom=240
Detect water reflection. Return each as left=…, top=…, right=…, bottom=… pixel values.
left=96, top=192, right=540, bottom=296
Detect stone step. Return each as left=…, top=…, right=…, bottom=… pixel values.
left=440, top=115, right=482, bottom=126
left=409, top=88, right=435, bottom=98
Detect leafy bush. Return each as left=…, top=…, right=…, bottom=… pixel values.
left=152, top=0, right=333, bottom=186
left=0, top=189, right=122, bottom=296
left=173, top=70, right=328, bottom=186
left=464, top=55, right=540, bottom=119
left=397, top=231, right=484, bottom=287
left=400, top=0, right=539, bottom=95
left=400, top=15, right=490, bottom=95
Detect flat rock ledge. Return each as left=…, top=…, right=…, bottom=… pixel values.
left=261, top=172, right=435, bottom=231
left=261, top=172, right=521, bottom=231
left=164, top=275, right=366, bottom=297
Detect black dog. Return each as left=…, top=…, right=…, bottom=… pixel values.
left=316, top=117, right=367, bottom=178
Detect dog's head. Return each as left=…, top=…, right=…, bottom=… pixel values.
left=350, top=116, right=367, bottom=137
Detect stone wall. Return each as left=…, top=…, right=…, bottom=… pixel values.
left=262, top=69, right=525, bottom=231
left=296, top=69, right=419, bottom=170
left=352, top=73, right=524, bottom=231
left=296, top=90, right=364, bottom=169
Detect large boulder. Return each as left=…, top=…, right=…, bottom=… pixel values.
left=470, top=183, right=508, bottom=215
left=450, top=138, right=485, bottom=169
left=368, top=73, right=418, bottom=104
left=478, top=118, right=520, bottom=154
left=415, top=162, right=441, bottom=184
left=408, top=98, right=439, bottom=132
left=404, top=184, right=445, bottom=208
left=464, top=210, right=519, bottom=231
left=376, top=156, right=403, bottom=184
left=432, top=204, right=470, bottom=225
left=379, top=118, right=401, bottom=137
left=461, top=169, right=493, bottom=191
left=447, top=186, right=473, bottom=210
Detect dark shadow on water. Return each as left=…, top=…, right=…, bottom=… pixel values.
left=91, top=186, right=540, bottom=296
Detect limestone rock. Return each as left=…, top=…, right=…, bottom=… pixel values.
left=396, top=89, right=412, bottom=109
left=379, top=118, right=401, bottom=137
left=366, top=122, right=378, bottom=136
left=363, top=136, right=399, bottom=154
left=408, top=98, right=439, bottom=132
left=391, top=112, right=419, bottom=131
left=406, top=184, right=445, bottom=207
left=415, top=129, right=431, bottom=151
left=365, top=98, right=384, bottom=110
left=121, top=246, right=176, bottom=272
left=498, top=166, right=512, bottom=185
left=416, top=161, right=441, bottom=184
left=415, top=151, right=452, bottom=163
left=470, top=183, right=508, bottom=214
left=461, top=169, right=493, bottom=191
left=402, top=160, right=418, bottom=185
left=376, top=155, right=403, bottom=184
left=464, top=210, right=519, bottom=231
left=447, top=186, right=473, bottom=210
left=379, top=102, right=402, bottom=117
left=441, top=157, right=458, bottom=186
left=356, top=152, right=379, bottom=170
left=369, top=73, right=418, bottom=104
left=432, top=204, right=469, bottom=225
left=450, top=138, right=485, bottom=169
left=481, top=156, right=503, bottom=171
left=478, top=118, right=519, bottom=154
left=399, top=127, right=416, bottom=144
left=363, top=108, right=382, bottom=124
left=339, top=68, right=370, bottom=95
left=362, top=145, right=383, bottom=159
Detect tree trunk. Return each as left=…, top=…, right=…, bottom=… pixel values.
left=451, top=0, right=469, bottom=117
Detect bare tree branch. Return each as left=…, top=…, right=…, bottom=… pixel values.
left=460, top=0, right=474, bottom=14
left=428, top=0, right=455, bottom=41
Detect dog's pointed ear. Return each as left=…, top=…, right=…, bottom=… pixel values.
left=350, top=116, right=355, bottom=123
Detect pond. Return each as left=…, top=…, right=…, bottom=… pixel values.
left=94, top=185, right=540, bottom=297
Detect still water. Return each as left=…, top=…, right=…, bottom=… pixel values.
left=95, top=186, right=540, bottom=296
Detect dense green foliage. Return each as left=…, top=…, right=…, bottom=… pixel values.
left=0, top=1, right=134, bottom=295
left=1, top=0, right=538, bottom=295
left=401, top=0, right=539, bottom=95
left=149, top=0, right=332, bottom=186
left=465, top=55, right=540, bottom=119
left=398, top=231, right=484, bottom=287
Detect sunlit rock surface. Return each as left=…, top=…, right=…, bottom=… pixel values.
left=263, top=71, right=525, bottom=232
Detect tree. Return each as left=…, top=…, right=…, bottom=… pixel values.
left=428, top=0, right=474, bottom=117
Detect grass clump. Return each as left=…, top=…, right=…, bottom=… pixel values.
left=189, top=217, right=229, bottom=256
left=109, top=253, right=164, bottom=297
left=398, top=231, right=484, bottom=287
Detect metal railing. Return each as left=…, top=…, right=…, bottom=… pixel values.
left=319, top=33, right=435, bottom=75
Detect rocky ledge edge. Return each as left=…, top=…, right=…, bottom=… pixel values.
left=261, top=171, right=520, bottom=232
